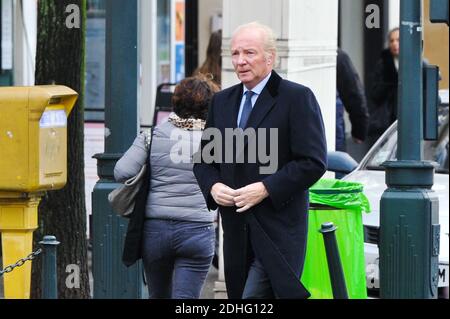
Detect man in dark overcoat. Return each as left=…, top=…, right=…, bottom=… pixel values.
left=193, top=22, right=327, bottom=299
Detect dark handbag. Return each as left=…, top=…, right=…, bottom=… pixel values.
left=122, top=128, right=154, bottom=267
left=108, top=164, right=147, bottom=217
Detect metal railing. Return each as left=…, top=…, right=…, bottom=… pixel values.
left=0, top=249, right=42, bottom=277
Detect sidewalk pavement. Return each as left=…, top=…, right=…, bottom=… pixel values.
left=1, top=250, right=218, bottom=299
left=87, top=249, right=219, bottom=299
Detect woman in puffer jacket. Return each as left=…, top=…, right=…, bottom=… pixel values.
left=114, top=76, right=220, bottom=299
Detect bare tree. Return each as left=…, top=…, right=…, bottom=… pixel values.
left=31, top=0, right=90, bottom=299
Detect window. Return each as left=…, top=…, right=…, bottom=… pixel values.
left=365, top=125, right=398, bottom=169
left=84, top=0, right=106, bottom=121
left=157, top=0, right=171, bottom=84
left=365, top=111, right=449, bottom=174
left=0, top=0, right=13, bottom=86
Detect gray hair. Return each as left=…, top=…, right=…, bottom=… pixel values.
left=387, top=27, right=399, bottom=40
left=232, top=22, right=277, bottom=61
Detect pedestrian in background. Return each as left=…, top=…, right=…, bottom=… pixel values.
left=194, top=29, right=222, bottom=87
left=115, top=76, right=220, bottom=299
left=336, top=48, right=369, bottom=152
left=367, top=27, right=400, bottom=147
left=194, top=22, right=327, bottom=299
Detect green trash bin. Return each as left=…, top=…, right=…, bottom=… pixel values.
left=301, top=179, right=371, bottom=299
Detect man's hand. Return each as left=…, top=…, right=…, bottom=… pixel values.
left=211, top=183, right=238, bottom=207
left=352, top=137, right=364, bottom=144
left=234, top=182, right=269, bottom=213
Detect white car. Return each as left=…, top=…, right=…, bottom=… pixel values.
left=343, top=106, right=449, bottom=298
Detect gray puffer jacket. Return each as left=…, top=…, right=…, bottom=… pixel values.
left=114, top=120, right=214, bottom=223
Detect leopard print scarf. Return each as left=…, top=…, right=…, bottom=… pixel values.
left=168, top=113, right=206, bottom=131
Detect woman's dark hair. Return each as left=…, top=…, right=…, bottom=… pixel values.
left=172, top=75, right=220, bottom=120
left=195, top=30, right=222, bottom=86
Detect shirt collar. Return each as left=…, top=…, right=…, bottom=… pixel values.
left=242, top=71, right=272, bottom=96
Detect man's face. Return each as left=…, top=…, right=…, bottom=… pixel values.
left=389, top=30, right=400, bottom=57
left=231, top=28, right=273, bottom=90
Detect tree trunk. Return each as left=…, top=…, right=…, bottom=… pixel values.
left=31, top=0, right=90, bottom=299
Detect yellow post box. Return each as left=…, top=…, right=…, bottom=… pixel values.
left=0, top=86, right=77, bottom=299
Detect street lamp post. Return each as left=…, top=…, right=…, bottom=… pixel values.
left=379, top=0, right=440, bottom=299
left=92, top=0, right=143, bottom=298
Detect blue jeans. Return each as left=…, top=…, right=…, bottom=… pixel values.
left=142, top=219, right=215, bottom=299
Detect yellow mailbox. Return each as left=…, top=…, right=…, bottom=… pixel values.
left=0, top=86, right=77, bottom=299
left=0, top=86, right=77, bottom=192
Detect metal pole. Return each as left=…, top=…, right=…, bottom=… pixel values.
left=92, top=0, right=143, bottom=299
left=397, top=0, right=423, bottom=161
left=39, top=236, right=60, bottom=299
left=320, top=223, right=348, bottom=299
left=379, top=0, right=440, bottom=299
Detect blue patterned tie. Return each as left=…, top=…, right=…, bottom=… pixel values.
left=239, top=91, right=255, bottom=129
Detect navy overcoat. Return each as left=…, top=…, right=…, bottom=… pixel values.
left=194, top=71, right=327, bottom=298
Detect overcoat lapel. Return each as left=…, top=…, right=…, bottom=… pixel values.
left=245, top=71, right=281, bottom=130
left=244, top=89, right=276, bottom=130
left=233, top=72, right=282, bottom=163
left=223, top=85, right=243, bottom=187
left=225, top=72, right=282, bottom=186
left=223, top=85, right=243, bottom=130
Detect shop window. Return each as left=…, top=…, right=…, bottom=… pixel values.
left=85, top=0, right=106, bottom=122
